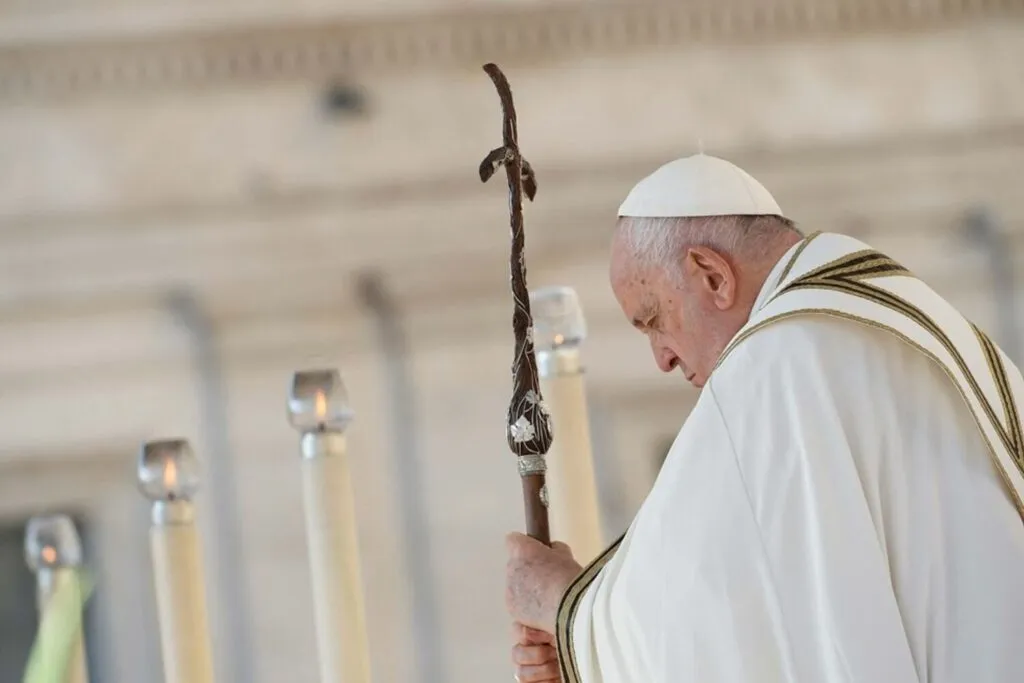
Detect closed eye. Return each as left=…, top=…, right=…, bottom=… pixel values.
left=632, top=313, right=659, bottom=332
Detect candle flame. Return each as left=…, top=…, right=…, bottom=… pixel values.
left=314, top=390, right=328, bottom=421
left=163, top=458, right=179, bottom=490
left=41, top=546, right=57, bottom=564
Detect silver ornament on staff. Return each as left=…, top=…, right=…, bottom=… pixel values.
left=530, top=286, right=605, bottom=563
left=137, top=439, right=216, bottom=683
left=287, top=369, right=372, bottom=683
left=478, top=62, right=553, bottom=545
left=24, top=514, right=91, bottom=683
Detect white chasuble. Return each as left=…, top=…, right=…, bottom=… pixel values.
left=556, top=232, right=1024, bottom=683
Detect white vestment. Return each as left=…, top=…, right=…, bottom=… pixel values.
left=556, top=232, right=1024, bottom=683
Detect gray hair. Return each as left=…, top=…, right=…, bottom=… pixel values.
left=617, top=214, right=801, bottom=274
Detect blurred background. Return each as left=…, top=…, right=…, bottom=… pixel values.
left=1, top=0, right=1023, bottom=681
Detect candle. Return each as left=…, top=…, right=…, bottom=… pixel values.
left=288, top=369, right=372, bottom=683
left=24, top=514, right=90, bottom=683
left=531, top=286, right=605, bottom=563
left=138, top=439, right=215, bottom=683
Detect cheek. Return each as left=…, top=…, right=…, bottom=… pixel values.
left=657, top=321, right=692, bottom=357
left=663, top=310, right=704, bottom=356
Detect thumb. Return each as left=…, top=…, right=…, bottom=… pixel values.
left=551, top=541, right=574, bottom=559
left=513, top=622, right=555, bottom=645
left=507, top=532, right=545, bottom=558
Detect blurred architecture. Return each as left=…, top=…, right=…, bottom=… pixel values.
left=0, top=1, right=1022, bottom=681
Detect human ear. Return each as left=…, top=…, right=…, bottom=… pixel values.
left=686, top=247, right=736, bottom=309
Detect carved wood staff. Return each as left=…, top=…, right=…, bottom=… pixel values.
left=478, top=62, right=553, bottom=545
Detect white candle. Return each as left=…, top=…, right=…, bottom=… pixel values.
left=138, top=439, right=215, bottom=683
left=24, top=514, right=90, bottom=683
left=288, top=369, right=372, bottom=683
left=532, top=286, right=605, bottom=563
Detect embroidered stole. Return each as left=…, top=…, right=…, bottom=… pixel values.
left=554, top=232, right=1024, bottom=682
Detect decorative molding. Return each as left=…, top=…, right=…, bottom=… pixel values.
left=0, top=129, right=1020, bottom=326
left=3, top=121, right=1022, bottom=234
left=0, top=0, right=1021, bottom=100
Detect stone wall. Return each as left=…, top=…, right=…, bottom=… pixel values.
left=1, top=2, right=1023, bottom=681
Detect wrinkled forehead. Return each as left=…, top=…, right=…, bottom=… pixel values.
left=609, top=230, right=663, bottom=290
left=609, top=243, right=662, bottom=317
left=609, top=221, right=644, bottom=281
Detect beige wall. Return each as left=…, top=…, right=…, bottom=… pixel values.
left=2, top=1, right=1024, bottom=681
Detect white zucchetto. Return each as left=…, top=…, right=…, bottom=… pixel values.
left=618, top=153, right=783, bottom=218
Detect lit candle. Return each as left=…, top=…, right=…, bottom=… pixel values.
left=137, top=439, right=215, bottom=683
left=24, top=514, right=90, bottom=683
left=287, top=369, right=371, bottom=683
left=531, top=286, right=605, bottom=563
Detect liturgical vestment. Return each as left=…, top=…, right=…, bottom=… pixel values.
left=556, top=232, right=1024, bottom=683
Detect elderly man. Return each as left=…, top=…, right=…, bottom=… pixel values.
left=505, top=153, right=1024, bottom=682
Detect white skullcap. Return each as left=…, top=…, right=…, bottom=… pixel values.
left=618, top=153, right=783, bottom=218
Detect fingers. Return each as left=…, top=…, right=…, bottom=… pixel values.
left=512, top=643, right=556, bottom=666
left=506, top=533, right=581, bottom=633
left=507, top=533, right=575, bottom=561
left=511, top=622, right=560, bottom=681
left=506, top=531, right=540, bottom=556
left=512, top=622, right=555, bottom=645
left=515, top=660, right=561, bottom=682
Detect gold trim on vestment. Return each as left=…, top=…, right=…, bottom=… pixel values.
left=793, top=249, right=910, bottom=284
left=715, top=305, right=1024, bottom=522
left=782, top=280, right=1021, bottom=465
left=553, top=236, right=1024, bottom=678
left=714, top=243, right=907, bottom=370
left=716, top=245, right=1024, bottom=519
left=554, top=534, right=624, bottom=683
left=775, top=231, right=822, bottom=284
left=973, top=324, right=1024, bottom=458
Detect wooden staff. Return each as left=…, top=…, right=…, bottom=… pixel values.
left=287, top=369, right=372, bottom=683
left=479, top=63, right=553, bottom=545
left=138, top=439, right=216, bottom=683
left=531, top=286, right=604, bottom=563
left=24, top=514, right=90, bottom=683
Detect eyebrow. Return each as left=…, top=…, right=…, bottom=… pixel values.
left=632, top=304, right=658, bottom=329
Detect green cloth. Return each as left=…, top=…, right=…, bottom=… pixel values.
left=22, top=570, right=94, bottom=683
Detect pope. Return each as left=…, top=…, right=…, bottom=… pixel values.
left=505, top=153, right=1024, bottom=682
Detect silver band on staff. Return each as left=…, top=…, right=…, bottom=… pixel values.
left=517, top=454, right=548, bottom=477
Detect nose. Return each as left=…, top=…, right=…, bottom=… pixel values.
left=651, top=341, right=679, bottom=374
